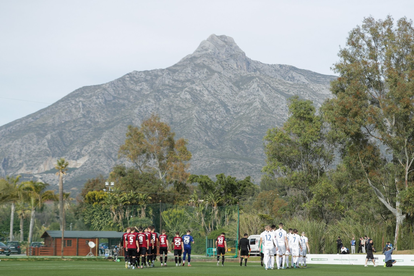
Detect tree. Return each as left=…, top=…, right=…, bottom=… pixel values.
left=15, top=187, right=29, bottom=242
left=189, top=174, right=257, bottom=206
left=55, top=158, right=68, bottom=257
left=189, top=174, right=257, bottom=232
left=22, top=181, right=56, bottom=245
left=253, top=189, right=287, bottom=218
left=108, top=165, right=164, bottom=201
left=161, top=208, right=188, bottom=235
left=119, top=114, right=192, bottom=186
left=80, top=175, right=106, bottom=200
left=263, top=96, right=334, bottom=214
left=0, top=175, right=22, bottom=241
left=323, top=16, right=414, bottom=249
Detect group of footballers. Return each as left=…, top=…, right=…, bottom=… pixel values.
left=258, top=223, right=310, bottom=270
left=122, top=226, right=195, bottom=269
left=121, top=223, right=309, bottom=270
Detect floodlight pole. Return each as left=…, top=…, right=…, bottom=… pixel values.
left=159, top=200, right=162, bottom=233
left=236, top=202, right=239, bottom=258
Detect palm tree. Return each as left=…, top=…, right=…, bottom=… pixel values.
left=137, top=193, right=152, bottom=218
left=22, top=181, right=56, bottom=246
left=15, top=190, right=30, bottom=242
left=59, top=192, right=73, bottom=231
left=0, top=176, right=21, bottom=241
left=55, top=158, right=68, bottom=258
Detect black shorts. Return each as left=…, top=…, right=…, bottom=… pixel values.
left=139, top=247, right=147, bottom=256
left=174, top=249, right=182, bottom=256
left=128, top=249, right=137, bottom=257
left=240, top=249, right=249, bottom=256
left=147, top=247, right=153, bottom=254
left=159, top=247, right=168, bottom=255
left=366, top=252, right=374, bottom=260
left=217, top=247, right=226, bottom=255
left=386, top=260, right=394, bottom=267
left=124, top=249, right=129, bottom=258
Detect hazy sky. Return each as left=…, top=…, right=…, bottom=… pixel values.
left=1, top=0, right=413, bottom=126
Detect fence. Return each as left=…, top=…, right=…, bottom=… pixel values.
left=5, top=203, right=240, bottom=256
left=206, top=238, right=238, bottom=257
left=2, top=201, right=414, bottom=256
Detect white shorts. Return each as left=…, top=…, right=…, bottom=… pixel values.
left=271, top=247, right=276, bottom=255
left=300, top=248, right=307, bottom=256
left=277, top=244, right=286, bottom=255
left=285, top=247, right=292, bottom=255
left=263, top=247, right=275, bottom=256
left=291, top=247, right=299, bottom=256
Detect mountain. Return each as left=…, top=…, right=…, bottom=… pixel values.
left=0, top=34, right=335, bottom=193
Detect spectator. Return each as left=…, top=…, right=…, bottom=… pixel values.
left=358, top=237, right=363, bottom=253
left=382, top=242, right=391, bottom=254
left=364, top=239, right=377, bottom=267
left=364, top=236, right=368, bottom=253
left=336, top=236, right=343, bottom=254
left=361, top=236, right=366, bottom=253
left=384, top=246, right=396, bottom=267
left=350, top=237, right=356, bottom=254
left=340, top=245, right=349, bottom=254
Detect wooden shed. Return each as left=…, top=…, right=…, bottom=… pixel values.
left=32, top=230, right=123, bottom=256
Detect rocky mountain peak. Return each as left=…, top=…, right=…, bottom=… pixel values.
left=182, top=34, right=250, bottom=71
left=196, top=34, right=244, bottom=54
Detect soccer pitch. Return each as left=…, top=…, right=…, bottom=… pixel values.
left=1, top=261, right=413, bottom=276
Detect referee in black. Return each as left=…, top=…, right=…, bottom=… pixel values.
left=238, top=233, right=250, bottom=266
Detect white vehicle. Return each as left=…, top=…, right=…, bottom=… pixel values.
left=248, top=235, right=261, bottom=255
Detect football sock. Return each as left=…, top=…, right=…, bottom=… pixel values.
left=175, top=257, right=178, bottom=264
left=304, top=257, right=306, bottom=265
left=183, top=252, right=186, bottom=261
left=160, top=257, right=163, bottom=263
left=282, top=255, right=286, bottom=268
left=245, top=258, right=247, bottom=266
left=270, top=255, right=274, bottom=268
left=217, top=256, right=220, bottom=262
left=240, top=257, right=243, bottom=266
left=222, top=256, right=225, bottom=265
left=137, top=258, right=140, bottom=266
left=179, top=257, right=182, bottom=264
left=141, top=256, right=146, bottom=265
left=188, top=255, right=191, bottom=263
left=165, top=256, right=168, bottom=263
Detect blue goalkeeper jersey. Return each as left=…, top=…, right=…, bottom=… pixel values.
left=182, top=235, right=194, bottom=249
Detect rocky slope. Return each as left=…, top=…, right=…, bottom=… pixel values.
left=0, top=34, right=335, bottom=193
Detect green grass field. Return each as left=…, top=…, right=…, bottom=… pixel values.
left=0, top=260, right=413, bottom=276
